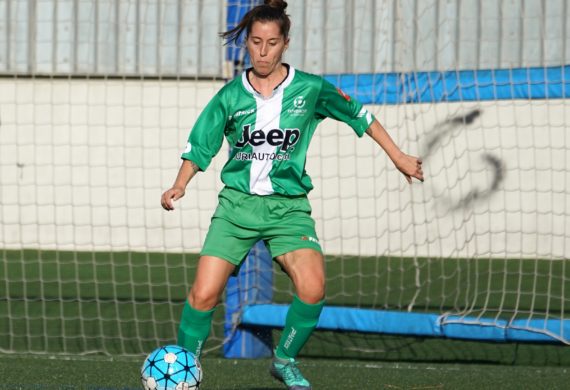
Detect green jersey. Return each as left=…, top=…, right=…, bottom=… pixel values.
left=181, top=66, right=375, bottom=196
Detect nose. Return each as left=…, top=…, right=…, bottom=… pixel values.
left=260, top=43, right=268, bottom=57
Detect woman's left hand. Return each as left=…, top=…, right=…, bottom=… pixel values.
left=395, top=153, right=424, bottom=184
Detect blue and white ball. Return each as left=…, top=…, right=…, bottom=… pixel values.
left=141, top=345, right=202, bottom=390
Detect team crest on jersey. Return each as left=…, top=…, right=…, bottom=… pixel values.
left=336, top=87, right=351, bottom=101
left=288, top=96, right=308, bottom=116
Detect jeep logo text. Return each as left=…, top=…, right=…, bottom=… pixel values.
left=235, top=125, right=300, bottom=152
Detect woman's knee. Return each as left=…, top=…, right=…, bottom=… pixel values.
left=277, top=249, right=326, bottom=303
left=188, top=287, right=219, bottom=311
left=296, top=275, right=326, bottom=304
left=188, top=255, right=235, bottom=310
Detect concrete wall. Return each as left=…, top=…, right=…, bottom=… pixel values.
left=1, top=78, right=568, bottom=258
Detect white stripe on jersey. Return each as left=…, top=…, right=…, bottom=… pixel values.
left=245, top=67, right=296, bottom=195
left=249, top=92, right=283, bottom=195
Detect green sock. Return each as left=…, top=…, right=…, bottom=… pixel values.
left=177, top=300, right=215, bottom=359
left=275, top=295, right=325, bottom=360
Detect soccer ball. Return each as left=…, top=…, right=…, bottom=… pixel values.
left=141, top=345, right=202, bottom=390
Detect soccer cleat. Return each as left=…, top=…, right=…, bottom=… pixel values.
left=270, top=355, right=312, bottom=390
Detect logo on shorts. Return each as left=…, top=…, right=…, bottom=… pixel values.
left=301, top=236, right=320, bottom=244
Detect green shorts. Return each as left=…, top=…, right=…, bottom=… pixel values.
left=201, top=187, right=322, bottom=268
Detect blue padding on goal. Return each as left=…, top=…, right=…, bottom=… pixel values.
left=324, top=65, right=570, bottom=105
left=432, top=315, right=570, bottom=343
left=242, top=305, right=441, bottom=336
left=241, top=305, right=569, bottom=344
left=441, top=316, right=510, bottom=341
left=507, top=319, right=570, bottom=343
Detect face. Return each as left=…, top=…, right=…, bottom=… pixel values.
left=246, top=21, right=289, bottom=77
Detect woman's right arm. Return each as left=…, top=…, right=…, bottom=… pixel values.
left=160, top=159, right=200, bottom=210
left=161, top=93, right=228, bottom=211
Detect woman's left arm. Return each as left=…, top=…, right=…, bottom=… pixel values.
left=365, top=119, right=424, bottom=184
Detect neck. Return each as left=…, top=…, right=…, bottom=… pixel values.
left=248, top=64, right=287, bottom=96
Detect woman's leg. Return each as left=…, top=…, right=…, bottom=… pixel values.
left=273, top=248, right=326, bottom=359
left=178, top=255, right=236, bottom=358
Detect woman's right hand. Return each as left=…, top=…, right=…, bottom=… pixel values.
left=161, top=187, right=185, bottom=210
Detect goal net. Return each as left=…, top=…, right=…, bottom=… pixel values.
left=232, top=0, right=570, bottom=357
left=1, top=0, right=569, bottom=358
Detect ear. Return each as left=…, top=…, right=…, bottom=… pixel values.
left=284, top=37, right=290, bottom=51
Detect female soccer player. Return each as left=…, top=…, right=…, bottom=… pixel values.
left=161, top=1, right=424, bottom=389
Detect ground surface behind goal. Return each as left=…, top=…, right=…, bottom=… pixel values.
left=2, top=249, right=569, bottom=365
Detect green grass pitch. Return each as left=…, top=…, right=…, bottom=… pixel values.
left=1, top=249, right=570, bottom=388
left=1, top=354, right=569, bottom=389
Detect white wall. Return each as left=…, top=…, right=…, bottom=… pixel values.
left=308, top=99, right=570, bottom=259
left=1, top=78, right=568, bottom=258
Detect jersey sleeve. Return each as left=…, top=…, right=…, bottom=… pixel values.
left=315, top=78, right=375, bottom=137
left=180, top=94, right=227, bottom=171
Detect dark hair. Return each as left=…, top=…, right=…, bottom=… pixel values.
left=220, top=0, right=290, bottom=45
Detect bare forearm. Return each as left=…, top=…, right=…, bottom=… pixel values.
left=172, top=159, right=200, bottom=190
left=161, top=159, right=200, bottom=210
left=365, top=119, right=424, bottom=183
left=365, top=119, right=404, bottom=163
